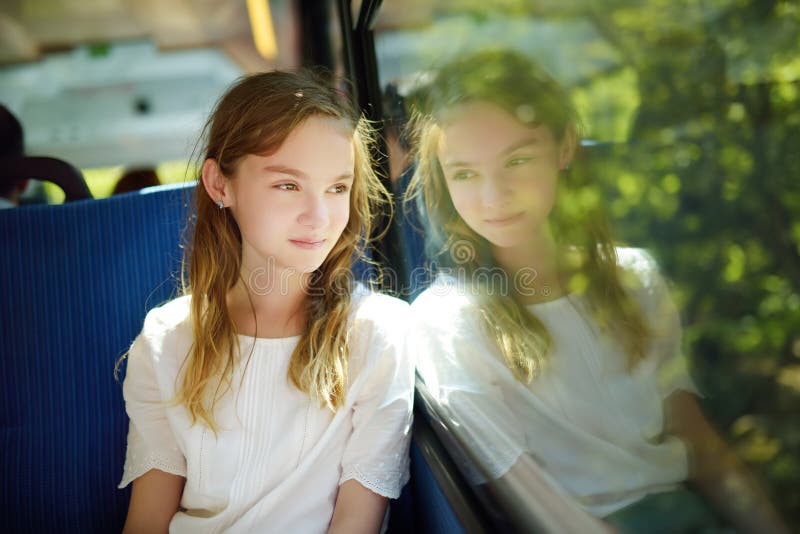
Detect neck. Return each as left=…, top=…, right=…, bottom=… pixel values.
left=227, top=260, right=311, bottom=338
left=491, top=224, right=565, bottom=301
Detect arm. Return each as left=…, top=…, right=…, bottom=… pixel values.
left=327, top=480, right=388, bottom=534
left=627, top=254, right=787, bottom=531
left=332, top=296, right=413, bottom=531
left=119, top=328, right=188, bottom=530
left=122, top=469, right=186, bottom=534
left=666, top=390, right=789, bottom=534
left=489, top=455, right=615, bottom=534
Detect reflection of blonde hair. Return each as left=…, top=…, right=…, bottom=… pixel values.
left=407, top=50, right=649, bottom=382
left=180, top=71, right=389, bottom=432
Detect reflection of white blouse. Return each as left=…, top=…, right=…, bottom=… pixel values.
left=412, top=248, right=699, bottom=517
left=119, top=286, right=413, bottom=533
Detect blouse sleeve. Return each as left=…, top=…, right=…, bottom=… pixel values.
left=625, top=248, right=701, bottom=399
left=339, top=297, right=414, bottom=499
left=118, top=333, right=186, bottom=488
left=411, top=286, right=528, bottom=483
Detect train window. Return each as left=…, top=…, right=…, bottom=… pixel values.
left=374, top=2, right=799, bottom=532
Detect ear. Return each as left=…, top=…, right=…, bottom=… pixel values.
left=558, top=123, right=578, bottom=170
left=201, top=158, right=231, bottom=208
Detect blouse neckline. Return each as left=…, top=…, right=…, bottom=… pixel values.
left=525, top=293, right=576, bottom=310
left=237, top=333, right=302, bottom=345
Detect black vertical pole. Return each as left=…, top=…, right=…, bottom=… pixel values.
left=336, top=0, right=356, bottom=82
left=335, top=0, right=406, bottom=295
left=298, top=0, right=335, bottom=71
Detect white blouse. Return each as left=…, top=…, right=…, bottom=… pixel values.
left=119, top=285, right=413, bottom=533
left=412, top=248, right=699, bottom=517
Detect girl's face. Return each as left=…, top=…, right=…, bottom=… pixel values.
left=437, top=101, right=572, bottom=250
left=227, top=115, right=355, bottom=274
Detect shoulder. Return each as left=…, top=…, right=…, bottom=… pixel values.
left=349, top=283, right=410, bottom=341
left=410, top=274, right=481, bottom=332
left=347, top=284, right=411, bottom=377
left=615, top=246, right=662, bottom=288
left=614, top=246, right=679, bottom=325
left=123, top=295, right=193, bottom=393
left=351, top=282, right=409, bottom=318
left=615, top=246, right=675, bottom=307
left=133, top=294, right=193, bottom=362
left=141, top=294, right=192, bottom=331
left=141, top=294, right=192, bottom=339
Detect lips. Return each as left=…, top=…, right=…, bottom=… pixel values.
left=289, top=238, right=327, bottom=250
left=484, top=212, right=524, bottom=225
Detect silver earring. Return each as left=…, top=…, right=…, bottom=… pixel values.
left=217, top=200, right=224, bottom=209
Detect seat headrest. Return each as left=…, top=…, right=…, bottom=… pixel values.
left=0, top=155, right=92, bottom=201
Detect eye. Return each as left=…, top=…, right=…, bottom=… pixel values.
left=506, top=156, right=533, bottom=168
left=276, top=183, right=299, bottom=191
left=451, top=169, right=477, bottom=181
left=328, top=183, right=350, bottom=194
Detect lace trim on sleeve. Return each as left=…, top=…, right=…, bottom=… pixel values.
left=118, top=451, right=187, bottom=489
left=340, top=463, right=410, bottom=499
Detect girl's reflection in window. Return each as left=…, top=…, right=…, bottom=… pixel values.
left=406, top=49, right=788, bottom=533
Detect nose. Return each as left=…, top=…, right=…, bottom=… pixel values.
left=482, top=172, right=513, bottom=209
left=297, top=193, right=329, bottom=230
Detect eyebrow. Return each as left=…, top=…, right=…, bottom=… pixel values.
left=263, top=164, right=354, bottom=181
left=263, top=165, right=306, bottom=178
left=443, top=137, right=542, bottom=168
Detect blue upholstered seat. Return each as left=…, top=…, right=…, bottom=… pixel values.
left=0, top=183, right=191, bottom=532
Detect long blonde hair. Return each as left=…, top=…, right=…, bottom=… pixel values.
left=178, top=70, right=389, bottom=432
left=407, top=50, right=650, bottom=382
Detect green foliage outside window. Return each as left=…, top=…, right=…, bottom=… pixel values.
left=568, top=0, right=800, bottom=518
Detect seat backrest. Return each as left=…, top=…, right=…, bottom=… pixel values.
left=0, top=183, right=191, bottom=532
left=0, top=155, right=92, bottom=202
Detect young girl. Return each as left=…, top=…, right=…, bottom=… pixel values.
left=119, top=70, right=413, bottom=533
left=406, top=50, right=787, bottom=533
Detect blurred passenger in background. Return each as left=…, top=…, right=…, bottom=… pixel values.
left=112, top=167, right=161, bottom=195
left=0, top=104, right=28, bottom=209
left=406, top=49, right=788, bottom=534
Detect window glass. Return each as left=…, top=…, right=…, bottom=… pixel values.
left=375, top=3, right=799, bottom=531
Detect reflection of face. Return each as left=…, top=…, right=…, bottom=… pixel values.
left=438, top=102, right=566, bottom=249
left=227, top=116, right=354, bottom=273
